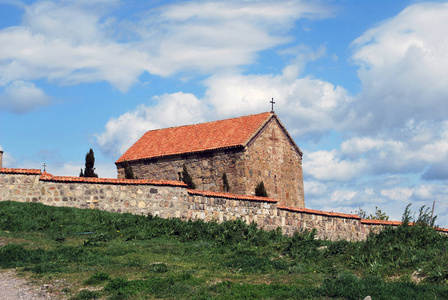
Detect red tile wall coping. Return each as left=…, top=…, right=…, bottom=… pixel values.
left=277, top=205, right=361, bottom=219
left=187, top=189, right=278, bottom=203
left=39, top=172, right=187, bottom=187
left=361, top=219, right=402, bottom=226
left=361, top=218, right=448, bottom=233
left=0, top=168, right=42, bottom=175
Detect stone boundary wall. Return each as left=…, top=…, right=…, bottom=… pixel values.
left=1, top=168, right=447, bottom=241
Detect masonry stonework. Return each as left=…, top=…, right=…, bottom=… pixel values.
left=118, top=149, right=247, bottom=195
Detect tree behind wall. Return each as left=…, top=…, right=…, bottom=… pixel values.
left=255, top=181, right=268, bottom=197
left=81, top=148, right=98, bottom=178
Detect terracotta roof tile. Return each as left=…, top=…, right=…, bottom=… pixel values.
left=188, top=189, right=278, bottom=203
left=277, top=205, right=361, bottom=219
left=0, top=168, right=42, bottom=175
left=116, top=112, right=273, bottom=163
left=39, top=172, right=186, bottom=187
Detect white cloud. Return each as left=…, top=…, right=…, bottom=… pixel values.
left=133, top=1, right=331, bottom=75
left=96, top=92, right=207, bottom=158
left=330, top=189, right=357, bottom=203
left=304, top=150, right=367, bottom=181
left=303, top=180, right=327, bottom=197
left=338, top=122, right=448, bottom=178
left=0, top=80, right=50, bottom=113
left=351, top=2, right=448, bottom=133
left=0, top=0, right=331, bottom=93
left=380, top=187, right=414, bottom=202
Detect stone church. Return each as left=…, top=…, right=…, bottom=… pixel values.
left=116, top=112, right=304, bottom=208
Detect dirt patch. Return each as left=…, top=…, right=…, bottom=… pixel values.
left=0, top=270, right=67, bottom=300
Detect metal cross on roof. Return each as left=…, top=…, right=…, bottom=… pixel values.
left=42, top=163, right=47, bottom=172
left=270, top=98, right=275, bottom=112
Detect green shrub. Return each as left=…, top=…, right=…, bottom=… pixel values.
left=149, top=262, right=169, bottom=273
left=255, top=181, right=268, bottom=197
left=282, top=229, right=322, bottom=260
left=70, top=289, right=101, bottom=300
left=84, top=272, right=110, bottom=285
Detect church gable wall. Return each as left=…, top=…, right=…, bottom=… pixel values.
left=244, top=118, right=304, bottom=208
left=118, top=149, right=247, bottom=194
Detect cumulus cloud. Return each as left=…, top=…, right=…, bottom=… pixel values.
left=133, top=1, right=331, bottom=75
left=96, top=92, right=207, bottom=158
left=0, top=80, right=50, bottom=113
left=304, top=150, right=368, bottom=181
left=0, top=0, right=331, bottom=93
left=351, top=2, right=448, bottom=133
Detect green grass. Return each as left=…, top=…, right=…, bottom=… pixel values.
left=0, top=201, right=447, bottom=299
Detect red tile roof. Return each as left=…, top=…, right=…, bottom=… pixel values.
left=116, top=112, right=273, bottom=163
left=0, top=168, right=42, bottom=175
left=277, top=205, right=362, bottom=219
left=39, top=172, right=186, bottom=187
left=188, top=189, right=278, bottom=203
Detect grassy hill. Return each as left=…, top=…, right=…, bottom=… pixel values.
left=0, top=201, right=447, bottom=299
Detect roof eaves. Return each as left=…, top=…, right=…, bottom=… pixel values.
left=116, top=144, right=244, bottom=165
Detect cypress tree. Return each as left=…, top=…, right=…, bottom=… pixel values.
left=255, top=181, right=268, bottom=197
left=181, top=164, right=196, bottom=189
left=222, top=172, right=230, bottom=192
left=83, top=148, right=98, bottom=178
left=79, top=168, right=84, bottom=177
left=123, top=160, right=135, bottom=179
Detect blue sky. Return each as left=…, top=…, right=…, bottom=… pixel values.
left=1, top=0, right=448, bottom=227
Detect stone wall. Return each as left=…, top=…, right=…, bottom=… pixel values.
left=1, top=169, right=188, bottom=219
left=1, top=168, right=447, bottom=241
left=0, top=169, right=42, bottom=202
left=244, top=117, right=304, bottom=208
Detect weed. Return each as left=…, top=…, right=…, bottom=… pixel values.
left=149, top=262, right=169, bottom=273
left=70, top=289, right=101, bottom=300
left=83, top=272, right=110, bottom=285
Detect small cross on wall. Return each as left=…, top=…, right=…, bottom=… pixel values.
left=42, top=163, right=47, bottom=172
left=270, top=98, right=275, bottom=112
